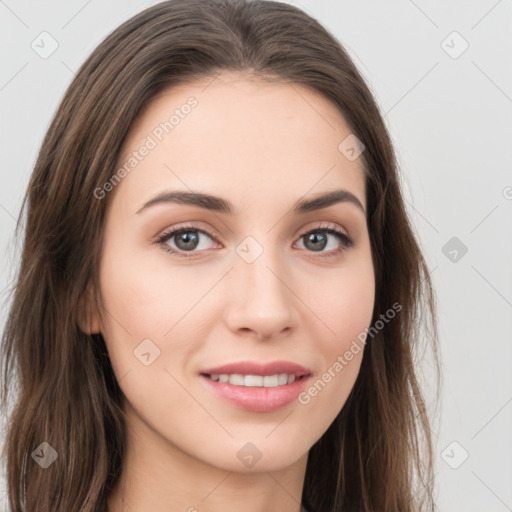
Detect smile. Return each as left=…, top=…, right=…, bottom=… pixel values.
left=204, top=373, right=302, bottom=387
left=199, top=373, right=311, bottom=412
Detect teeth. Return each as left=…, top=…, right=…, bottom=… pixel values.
left=245, top=375, right=263, bottom=387
left=277, top=373, right=288, bottom=385
left=229, top=374, right=245, bottom=386
left=207, top=373, right=300, bottom=387
left=263, top=375, right=277, bottom=387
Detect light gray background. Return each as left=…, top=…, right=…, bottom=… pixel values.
left=1, top=1, right=511, bottom=511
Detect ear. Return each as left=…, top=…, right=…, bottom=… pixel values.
left=77, top=281, right=102, bottom=335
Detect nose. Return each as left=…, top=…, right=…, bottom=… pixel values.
left=223, top=247, right=300, bottom=341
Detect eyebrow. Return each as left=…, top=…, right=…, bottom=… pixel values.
left=136, top=189, right=365, bottom=216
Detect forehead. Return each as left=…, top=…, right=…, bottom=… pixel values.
left=114, top=71, right=366, bottom=213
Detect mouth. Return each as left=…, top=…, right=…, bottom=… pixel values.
left=198, top=360, right=312, bottom=412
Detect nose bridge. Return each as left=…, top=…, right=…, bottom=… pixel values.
left=237, top=235, right=289, bottom=304
left=224, top=234, right=298, bottom=337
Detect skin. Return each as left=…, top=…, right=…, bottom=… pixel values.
left=85, top=71, right=375, bottom=512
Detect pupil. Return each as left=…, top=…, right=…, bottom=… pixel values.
left=177, top=231, right=199, bottom=250
left=306, top=232, right=326, bottom=251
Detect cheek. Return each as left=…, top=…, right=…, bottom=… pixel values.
left=306, top=258, right=375, bottom=348
left=97, top=247, right=195, bottom=369
left=332, top=271, right=375, bottom=339
left=297, top=260, right=374, bottom=415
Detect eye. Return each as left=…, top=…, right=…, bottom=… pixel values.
left=295, top=223, right=355, bottom=258
left=155, top=224, right=217, bottom=258
left=155, top=222, right=355, bottom=259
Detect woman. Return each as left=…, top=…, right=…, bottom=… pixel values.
left=0, top=1, right=440, bottom=510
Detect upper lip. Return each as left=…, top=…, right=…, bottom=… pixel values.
left=200, top=360, right=311, bottom=377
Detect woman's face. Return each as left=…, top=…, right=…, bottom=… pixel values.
left=93, top=71, right=375, bottom=472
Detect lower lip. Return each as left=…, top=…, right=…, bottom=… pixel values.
left=199, top=374, right=311, bottom=412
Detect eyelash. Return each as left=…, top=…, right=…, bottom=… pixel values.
left=155, top=223, right=355, bottom=259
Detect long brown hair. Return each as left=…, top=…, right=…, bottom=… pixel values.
left=1, top=1, right=441, bottom=510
